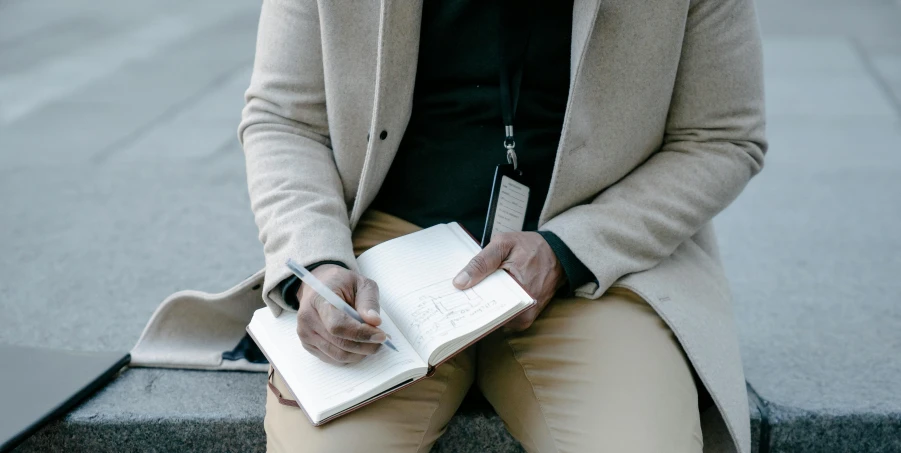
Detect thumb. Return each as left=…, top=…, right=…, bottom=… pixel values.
left=453, top=238, right=512, bottom=290
left=354, top=276, right=382, bottom=326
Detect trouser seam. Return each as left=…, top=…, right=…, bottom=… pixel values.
left=413, top=364, right=458, bottom=453
left=504, top=338, right=562, bottom=453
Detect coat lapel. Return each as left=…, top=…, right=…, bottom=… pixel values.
left=540, top=0, right=602, bottom=224
left=350, top=0, right=423, bottom=228
left=570, top=0, right=602, bottom=83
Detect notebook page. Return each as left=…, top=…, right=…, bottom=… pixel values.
left=357, top=223, right=531, bottom=364
left=247, top=308, right=426, bottom=423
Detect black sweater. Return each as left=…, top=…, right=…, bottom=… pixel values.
left=284, top=0, right=591, bottom=309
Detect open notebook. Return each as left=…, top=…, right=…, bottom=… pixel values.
left=247, top=222, right=535, bottom=426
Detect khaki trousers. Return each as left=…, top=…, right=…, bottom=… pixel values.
left=265, top=211, right=703, bottom=453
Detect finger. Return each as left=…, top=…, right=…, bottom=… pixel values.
left=505, top=308, right=537, bottom=333
left=302, top=341, right=342, bottom=365
left=296, top=303, right=327, bottom=343
left=297, top=308, right=347, bottom=364
left=315, top=298, right=388, bottom=344
left=314, top=332, right=368, bottom=364
left=321, top=334, right=382, bottom=356
left=505, top=318, right=533, bottom=332
left=453, top=235, right=514, bottom=289
left=312, top=316, right=383, bottom=356
left=353, top=277, right=382, bottom=326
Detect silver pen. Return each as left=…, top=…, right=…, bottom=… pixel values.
left=286, top=259, right=398, bottom=352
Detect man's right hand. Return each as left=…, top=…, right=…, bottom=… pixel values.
left=295, top=264, right=387, bottom=365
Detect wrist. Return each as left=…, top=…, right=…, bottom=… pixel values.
left=311, top=263, right=344, bottom=276
left=534, top=231, right=567, bottom=291
left=536, top=230, right=591, bottom=295
left=284, top=261, right=350, bottom=309
left=553, top=258, right=567, bottom=289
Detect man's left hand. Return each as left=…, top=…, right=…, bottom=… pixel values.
left=452, top=232, right=565, bottom=332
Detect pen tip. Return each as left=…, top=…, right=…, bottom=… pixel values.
left=384, top=340, right=399, bottom=352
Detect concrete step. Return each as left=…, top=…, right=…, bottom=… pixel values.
left=13, top=368, right=762, bottom=453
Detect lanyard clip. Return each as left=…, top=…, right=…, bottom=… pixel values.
left=504, top=125, right=518, bottom=170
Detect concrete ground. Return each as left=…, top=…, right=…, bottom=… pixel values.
left=1, top=0, right=899, bottom=452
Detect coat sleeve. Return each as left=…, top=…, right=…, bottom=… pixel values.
left=238, top=0, right=356, bottom=315
left=540, top=0, right=767, bottom=299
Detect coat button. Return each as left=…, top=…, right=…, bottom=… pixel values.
left=379, top=130, right=388, bottom=140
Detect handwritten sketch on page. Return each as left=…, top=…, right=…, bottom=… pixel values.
left=385, top=279, right=500, bottom=353
left=423, top=287, right=479, bottom=316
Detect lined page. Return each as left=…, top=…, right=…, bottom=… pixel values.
left=248, top=308, right=426, bottom=423
left=358, top=223, right=532, bottom=363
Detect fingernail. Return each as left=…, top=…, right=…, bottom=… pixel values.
left=367, top=309, right=381, bottom=321
left=453, top=271, right=471, bottom=287
left=370, top=333, right=387, bottom=343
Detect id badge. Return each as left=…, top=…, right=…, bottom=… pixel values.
left=480, top=164, right=530, bottom=247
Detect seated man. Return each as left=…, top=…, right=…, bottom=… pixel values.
left=238, top=0, right=766, bottom=451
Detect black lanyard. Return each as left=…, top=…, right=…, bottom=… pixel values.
left=498, top=0, right=532, bottom=170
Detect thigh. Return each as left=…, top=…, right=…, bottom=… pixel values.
left=266, top=348, right=475, bottom=453
left=477, top=288, right=703, bottom=453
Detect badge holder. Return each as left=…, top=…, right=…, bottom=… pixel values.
left=480, top=132, right=530, bottom=247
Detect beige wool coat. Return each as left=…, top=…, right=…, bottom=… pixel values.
left=237, top=0, right=767, bottom=451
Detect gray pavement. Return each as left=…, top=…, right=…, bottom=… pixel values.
left=1, top=0, right=900, bottom=452
left=716, top=1, right=901, bottom=451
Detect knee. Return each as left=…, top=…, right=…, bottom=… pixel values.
left=573, top=411, right=703, bottom=453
